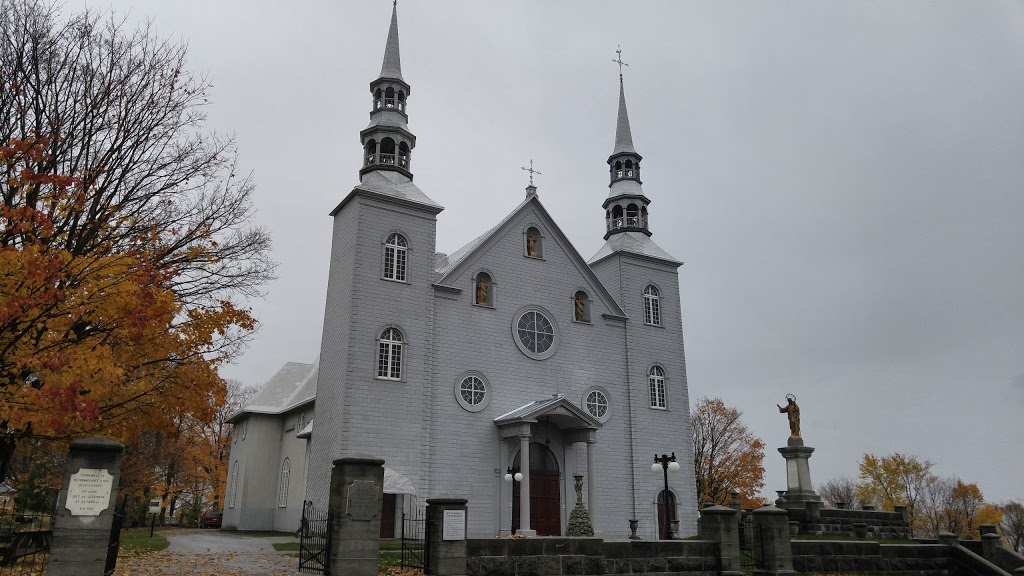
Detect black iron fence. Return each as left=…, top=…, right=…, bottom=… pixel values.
left=298, top=500, right=331, bottom=575
left=0, top=501, right=52, bottom=576
left=401, top=507, right=427, bottom=571
left=103, top=496, right=127, bottom=576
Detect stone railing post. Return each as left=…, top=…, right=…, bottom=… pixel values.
left=327, top=456, right=385, bottom=576
left=981, top=531, right=1003, bottom=559
left=426, top=495, right=468, bottom=576
left=699, top=505, right=743, bottom=576
left=752, top=506, right=795, bottom=576
left=938, top=532, right=959, bottom=547
left=47, top=437, right=125, bottom=576
left=894, top=505, right=910, bottom=525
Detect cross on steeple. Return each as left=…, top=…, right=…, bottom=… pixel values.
left=521, top=159, right=542, bottom=187
left=612, top=45, right=629, bottom=77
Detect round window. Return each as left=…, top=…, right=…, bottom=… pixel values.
left=513, top=308, right=557, bottom=359
left=455, top=373, right=490, bottom=412
left=584, top=387, right=611, bottom=422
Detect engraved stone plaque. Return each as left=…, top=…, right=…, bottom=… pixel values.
left=66, top=468, right=113, bottom=516
left=442, top=509, right=465, bottom=541
left=346, top=480, right=378, bottom=521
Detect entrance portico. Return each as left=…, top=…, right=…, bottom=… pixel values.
left=495, top=394, right=601, bottom=536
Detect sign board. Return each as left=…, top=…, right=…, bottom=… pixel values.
left=148, top=499, right=161, bottom=514
left=66, top=468, right=113, bottom=516
left=346, top=481, right=378, bottom=521
left=442, top=509, right=466, bottom=541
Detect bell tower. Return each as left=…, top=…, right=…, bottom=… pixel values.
left=360, top=2, right=416, bottom=181
left=603, top=49, right=651, bottom=240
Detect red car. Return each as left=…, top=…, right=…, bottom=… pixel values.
left=200, top=509, right=222, bottom=528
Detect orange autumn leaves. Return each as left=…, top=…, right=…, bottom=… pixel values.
left=691, top=397, right=767, bottom=509
left=1, top=137, right=255, bottom=443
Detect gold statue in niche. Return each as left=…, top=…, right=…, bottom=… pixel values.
left=526, top=232, right=538, bottom=257
left=574, top=293, right=586, bottom=321
left=777, top=394, right=801, bottom=438
left=476, top=276, right=488, bottom=305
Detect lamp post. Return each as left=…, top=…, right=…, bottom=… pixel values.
left=651, top=452, right=680, bottom=540
left=503, top=466, right=523, bottom=535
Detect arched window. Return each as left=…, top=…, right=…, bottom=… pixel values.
left=614, top=160, right=623, bottom=179
left=374, top=88, right=382, bottom=110
left=641, top=206, right=649, bottom=229
left=229, top=461, right=239, bottom=508
left=384, top=86, right=396, bottom=108
left=398, top=141, right=410, bottom=169
left=649, top=366, right=666, bottom=409
left=525, top=227, right=543, bottom=258
left=380, top=137, right=396, bottom=165
left=643, top=285, right=661, bottom=326
left=573, top=290, right=590, bottom=323
left=626, top=203, right=639, bottom=227
left=377, top=327, right=404, bottom=380
left=383, top=233, right=408, bottom=282
left=398, top=90, right=406, bottom=112
left=474, top=272, right=493, bottom=307
left=364, top=139, right=378, bottom=167
left=625, top=159, right=635, bottom=178
left=278, top=458, right=291, bottom=508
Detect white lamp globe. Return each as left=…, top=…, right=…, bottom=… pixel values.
left=651, top=462, right=661, bottom=473
left=668, top=460, right=681, bottom=472
left=503, top=473, right=512, bottom=482
left=514, top=472, right=523, bottom=482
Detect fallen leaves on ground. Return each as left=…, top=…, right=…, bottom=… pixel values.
left=114, top=548, right=295, bottom=576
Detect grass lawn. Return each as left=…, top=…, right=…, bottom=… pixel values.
left=118, top=528, right=170, bottom=553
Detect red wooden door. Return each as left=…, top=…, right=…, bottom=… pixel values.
left=380, top=492, right=396, bottom=538
left=511, top=443, right=562, bottom=536
left=657, top=490, right=677, bottom=539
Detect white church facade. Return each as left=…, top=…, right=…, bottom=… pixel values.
left=224, top=5, right=698, bottom=540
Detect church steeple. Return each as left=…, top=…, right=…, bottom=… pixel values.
left=603, top=48, right=650, bottom=240
left=360, top=2, right=416, bottom=181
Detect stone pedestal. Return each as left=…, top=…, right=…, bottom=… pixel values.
left=698, top=505, right=743, bottom=576
left=777, top=438, right=821, bottom=511
left=752, top=506, right=795, bottom=576
left=426, top=495, right=468, bottom=576
left=981, top=533, right=1002, bottom=559
left=47, top=437, right=125, bottom=576
left=327, top=456, right=385, bottom=576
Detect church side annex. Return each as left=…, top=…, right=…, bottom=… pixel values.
left=225, top=4, right=697, bottom=540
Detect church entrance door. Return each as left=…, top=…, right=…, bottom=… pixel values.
left=380, top=493, right=396, bottom=538
left=512, top=443, right=561, bottom=536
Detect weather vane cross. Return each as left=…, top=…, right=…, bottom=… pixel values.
left=612, top=45, right=629, bottom=77
left=521, top=159, right=542, bottom=187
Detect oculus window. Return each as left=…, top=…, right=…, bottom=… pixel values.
left=455, top=373, right=491, bottom=412
left=584, top=387, right=610, bottom=422
left=513, top=307, right=558, bottom=360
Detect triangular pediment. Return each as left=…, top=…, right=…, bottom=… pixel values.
left=494, top=395, right=601, bottom=430
left=436, top=195, right=626, bottom=319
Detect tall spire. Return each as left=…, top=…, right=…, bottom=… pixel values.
left=612, top=76, right=637, bottom=155
left=379, top=2, right=403, bottom=81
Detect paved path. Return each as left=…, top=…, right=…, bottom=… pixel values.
left=115, top=530, right=299, bottom=576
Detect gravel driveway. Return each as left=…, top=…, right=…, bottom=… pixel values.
left=115, top=530, right=299, bottom=576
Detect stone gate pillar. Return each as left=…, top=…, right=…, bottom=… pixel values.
left=699, top=505, right=743, bottom=576
left=327, top=456, right=385, bottom=576
left=425, top=495, right=468, bottom=576
left=752, top=505, right=795, bottom=576
left=47, top=437, right=125, bottom=576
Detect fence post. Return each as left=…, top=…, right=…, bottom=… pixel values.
left=327, top=456, right=385, bottom=576
left=425, top=495, right=468, bottom=576
left=752, top=505, right=795, bottom=576
left=47, top=437, right=125, bottom=576
left=699, top=505, right=743, bottom=576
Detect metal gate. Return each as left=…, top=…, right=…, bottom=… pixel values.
left=0, top=501, right=52, bottom=576
left=400, top=507, right=427, bottom=571
left=298, top=500, right=332, bottom=575
left=740, top=517, right=767, bottom=571
left=103, top=496, right=127, bottom=575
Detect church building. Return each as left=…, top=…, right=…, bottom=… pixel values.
left=224, top=5, right=698, bottom=540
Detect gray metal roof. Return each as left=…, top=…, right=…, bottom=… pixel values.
left=606, top=178, right=646, bottom=200
left=611, top=77, right=637, bottom=156
left=434, top=196, right=530, bottom=275
left=589, top=231, right=681, bottom=266
left=355, top=171, right=443, bottom=210
left=229, top=360, right=318, bottom=422
left=378, top=4, right=404, bottom=81
left=494, top=394, right=601, bottom=429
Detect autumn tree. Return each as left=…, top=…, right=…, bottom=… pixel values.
left=1001, top=501, right=1024, bottom=552
left=0, top=0, right=273, bottom=477
left=819, top=476, right=876, bottom=510
left=917, top=477, right=1001, bottom=538
left=691, top=397, right=766, bottom=508
left=856, top=452, right=935, bottom=536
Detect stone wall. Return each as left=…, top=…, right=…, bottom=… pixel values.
left=991, top=546, right=1024, bottom=574
left=466, top=538, right=719, bottom=576
left=805, top=508, right=912, bottom=539
left=792, top=541, right=953, bottom=574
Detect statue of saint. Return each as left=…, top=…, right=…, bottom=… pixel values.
left=777, top=394, right=800, bottom=438
left=476, top=277, right=488, bottom=305
left=574, top=294, right=586, bottom=321
left=526, top=233, right=537, bottom=257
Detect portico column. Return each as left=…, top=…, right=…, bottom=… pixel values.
left=519, top=435, right=533, bottom=536
left=586, top=440, right=597, bottom=529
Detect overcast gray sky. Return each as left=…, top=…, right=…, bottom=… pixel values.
left=73, top=1, right=1024, bottom=505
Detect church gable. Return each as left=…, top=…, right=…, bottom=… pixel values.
left=437, top=197, right=625, bottom=320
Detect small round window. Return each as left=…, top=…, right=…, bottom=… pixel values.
left=517, top=311, right=553, bottom=354
left=584, top=387, right=611, bottom=422
left=455, top=373, right=490, bottom=412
